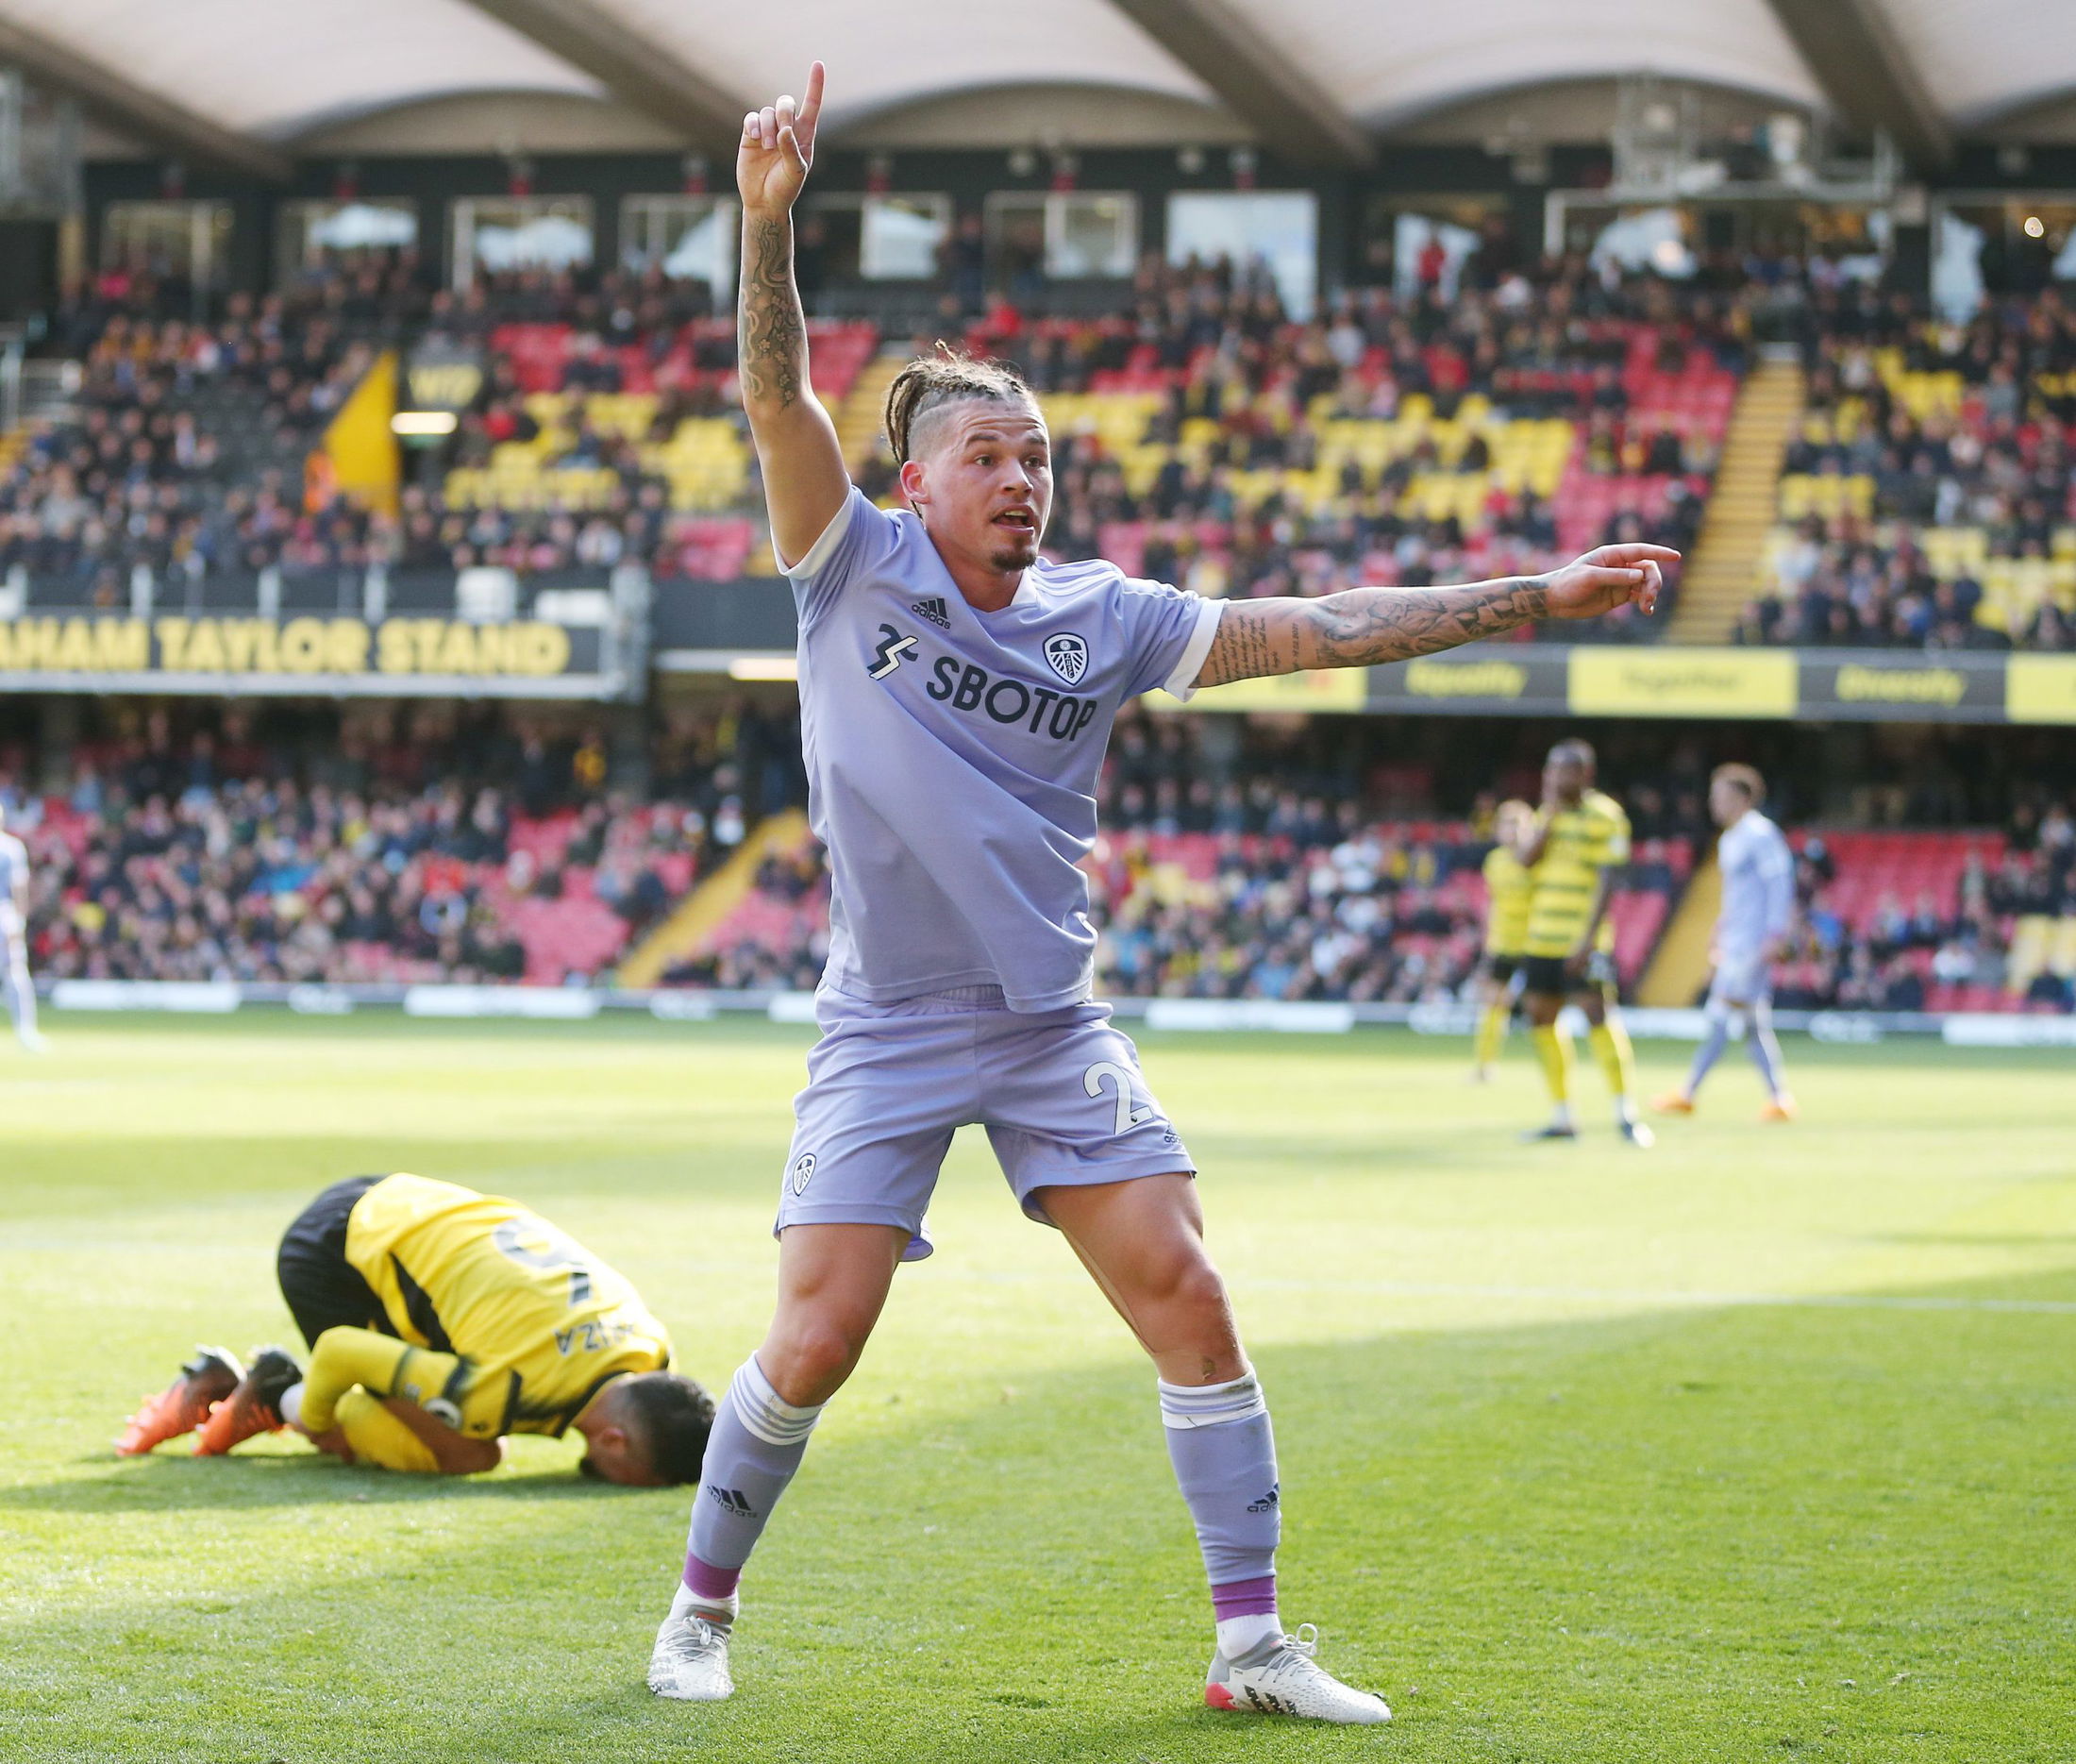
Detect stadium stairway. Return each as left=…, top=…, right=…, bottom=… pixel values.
left=1663, top=351, right=1804, bottom=644
left=614, top=808, right=811, bottom=988
left=1637, top=852, right=1720, bottom=1008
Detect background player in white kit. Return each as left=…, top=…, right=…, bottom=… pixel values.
left=1654, top=764, right=1797, bottom=1121
left=0, top=802, right=45, bottom=1053
left=648, top=60, right=1677, bottom=1724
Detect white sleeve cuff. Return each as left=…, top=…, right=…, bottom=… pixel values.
left=1161, top=596, right=1226, bottom=701
left=778, top=493, right=853, bottom=580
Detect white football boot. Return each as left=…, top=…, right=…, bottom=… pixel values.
left=648, top=1611, right=734, bottom=1702
left=1204, top=1623, right=1390, bottom=1723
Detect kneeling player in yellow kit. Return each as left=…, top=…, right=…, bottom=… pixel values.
left=116, top=1174, right=712, bottom=1485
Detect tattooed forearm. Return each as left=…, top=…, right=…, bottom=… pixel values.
left=1197, top=578, right=1550, bottom=687
left=739, top=212, right=808, bottom=413
left=1298, top=578, right=1550, bottom=668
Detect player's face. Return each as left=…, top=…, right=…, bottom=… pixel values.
left=908, top=398, right=1052, bottom=576
left=1543, top=752, right=1588, bottom=803
left=1710, top=776, right=1747, bottom=827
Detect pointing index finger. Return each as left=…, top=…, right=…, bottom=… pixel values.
left=797, top=60, right=826, bottom=140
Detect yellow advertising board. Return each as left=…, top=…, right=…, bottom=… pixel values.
left=1568, top=647, right=1798, bottom=718
left=1159, top=666, right=1367, bottom=713
left=2006, top=655, right=2076, bottom=724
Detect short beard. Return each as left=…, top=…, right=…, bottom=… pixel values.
left=987, top=535, right=1039, bottom=573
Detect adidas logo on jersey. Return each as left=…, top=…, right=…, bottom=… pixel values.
left=911, top=596, right=950, bottom=629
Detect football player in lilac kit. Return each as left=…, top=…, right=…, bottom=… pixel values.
left=649, top=61, right=1677, bottom=1722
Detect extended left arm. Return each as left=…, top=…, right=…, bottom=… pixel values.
left=1194, top=545, right=1677, bottom=689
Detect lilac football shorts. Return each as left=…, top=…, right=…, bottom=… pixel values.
left=1706, top=952, right=1774, bottom=1011
left=775, top=983, right=1194, bottom=1261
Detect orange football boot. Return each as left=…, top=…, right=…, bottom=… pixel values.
left=1759, top=1096, right=1798, bottom=1123
left=1650, top=1091, right=1696, bottom=1115
left=115, top=1347, right=243, bottom=1456
left=193, top=1348, right=302, bottom=1455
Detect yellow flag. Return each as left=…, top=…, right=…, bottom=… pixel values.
left=310, top=348, right=401, bottom=518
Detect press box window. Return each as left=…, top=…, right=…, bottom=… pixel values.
left=622, top=195, right=738, bottom=296
left=985, top=193, right=1139, bottom=283
left=449, top=197, right=594, bottom=290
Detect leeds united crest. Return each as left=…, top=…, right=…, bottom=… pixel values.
left=1043, top=632, right=1090, bottom=685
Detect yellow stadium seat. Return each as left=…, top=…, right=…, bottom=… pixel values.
left=2004, top=916, right=2053, bottom=995
left=1778, top=474, right=1874, bottom=520
left=2051, top=917, right=2076, bottom=980
left=1918, top=528, right=1989, bottom=578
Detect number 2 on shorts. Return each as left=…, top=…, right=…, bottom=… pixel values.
left=1084, top=1059, right=1156, bottom=1136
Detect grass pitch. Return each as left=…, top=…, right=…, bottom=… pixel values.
left=3, top=1015, right=2073, bottom=1763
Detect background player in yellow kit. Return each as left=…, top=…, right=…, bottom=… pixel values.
left=1471, top=798, right=1534, bottom=1082
left=117, top=1174, right=712, bottom=1484
left=1515, top=741, right=1650, bottom=1146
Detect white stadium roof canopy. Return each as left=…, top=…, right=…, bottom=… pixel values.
left=4, top=0, right=2076, bottom=176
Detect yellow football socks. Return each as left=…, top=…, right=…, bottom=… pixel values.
left=1474, top=1002, right=1509, bottom=1070
left=1590, top=1018, right=1636, bottom=1101
left=1531, top=1024, right=1573, bottom=1103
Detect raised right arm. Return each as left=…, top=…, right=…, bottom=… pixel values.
left=736, top=61, right=849, bottom=569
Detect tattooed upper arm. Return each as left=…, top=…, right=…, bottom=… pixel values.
left=1194, top=600, right=1303, bottom=688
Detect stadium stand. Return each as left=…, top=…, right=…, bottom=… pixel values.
left=847, top=258, right=1729, bottom=637
left=21, top=254, right=2075, bottom=657
left=1775, top=813, right=2076, bottom=1014
left=10, top=255, right=1744, bottom=608
left=8, top=703, right=2066, bottom=1014
left=3, top=264, right=874, bottom=584
left=1, top=708, right=799, bottom=988
left=5, top=244, right=2076, bottom=1016
left=1737, top=289, right=2076, bottom=651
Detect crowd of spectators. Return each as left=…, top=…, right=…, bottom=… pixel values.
left=1086, top=815, right=1491, bottom=1004
left=11, top=248, right=1734, bottom=613
left=5, top=697, right=2070, bottom=1012
left=8, top=258, right=733, bottom=588
left=852, top=254, right=1728, bottom=639
left=1768, top=802, right=2076, bottom=1013
left=0, top=702, right=799, bottom=988
left=1736, top=287, right=2076, bottom=651
left=16, top=248, right=2076, bottom=653
left=2, top=290, right=390, bottom=592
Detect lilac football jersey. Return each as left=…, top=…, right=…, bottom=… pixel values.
left=786, top=487, right=1222, bottom=1012
left=1715, top=810, right=1794, bottom=964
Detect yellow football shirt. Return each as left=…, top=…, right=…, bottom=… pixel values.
left=297, top=1174, right=671, bottom=1442
left=1481, top=845, right=1533, bottom=956
left=1523, top=789, right=1630, bottom=960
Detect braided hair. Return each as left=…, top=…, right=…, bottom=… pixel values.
left=882, top=345, right=1035, bottom=464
